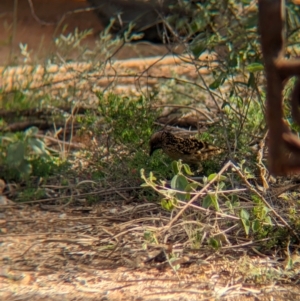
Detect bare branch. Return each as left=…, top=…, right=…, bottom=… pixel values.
left=259, top=0, right=300, bottom=175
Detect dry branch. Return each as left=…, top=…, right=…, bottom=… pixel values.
left=259, top=0, right=300, bottom=175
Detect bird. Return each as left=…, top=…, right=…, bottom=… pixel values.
left=149, top=130, right=223, bottom=167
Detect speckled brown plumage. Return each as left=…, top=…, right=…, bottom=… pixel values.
left=149, top=131, right=223, bottom=166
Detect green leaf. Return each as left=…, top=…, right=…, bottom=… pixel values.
left=265, top=216, right=273, bottom=225
left=244, top=14, right=258, bottom=29
left=18, top=160, right=32, bottom=176
left=210, top=194, right=219, bottom=211
left=171, top=174, right=188, bottom=191
left=159, top=180, right=167, bottom=187
left=185, top=182, right=199, bottom=192
left=171, top=174, right=189, bottom=201
left=184, top=182, right=199, bottom=202
left=209, top=73, right=226, bottom=90
left=262, top=206, right=270, bottom=217
left=241, top=218, right=250, bottom=236
left=149, top=172, right=156, bottom=182
left=246, top=63, right=264, bottom=73
left=240, top=208, right=250, bottom=220
left=164, top=189, right=176, bottom=197
left=222, top=101, right=230, bottom=109
left=161, top=198, right=174, bottom=211
left=202, top=195, right=212, bottom=208
left=225, top=200, right=232, bottom=209
left=207, top=173, right=217, bottom=181
left=229, top=55, right=238, bottom=68
left=240, top=209, right=250, bottom=236
left=252, top=219, right=260, bottom=233
left=218, top=181, right=226, bottom=190
left=251, top=194, right=262, bottom=204
left=207, top=173, right=227, bottom=182
left=247, top=72, right=256, bottom=88
left=190, top=34, right=207, bottom=59
left=209, top=238, right=221, bottom=250
left=6, top=141, right=26, bottom=166
left=28, top=138, right=48, bottom=155
left=171, top=161, right=180, bottom=174
left=285, top=257, right=294, bottom=270
left=190, top=40, right=207, bottom=59
left=241, top=0, right=252, bottom=4
left=182, top=163, right=194, bottom=176
left=25, top=126, right=39, bottom=137
left=231, top=194, right=238, bottom=203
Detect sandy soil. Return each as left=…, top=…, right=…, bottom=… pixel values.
left=2, top=199, right=300, bottom=301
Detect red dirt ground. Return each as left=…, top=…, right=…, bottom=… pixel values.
left=0, top=0, right=173, bottom=64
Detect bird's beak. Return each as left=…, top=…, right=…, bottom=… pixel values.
left=149, top=144, right=158, bottom=156
left=149, top=147, right=154, bottom=156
